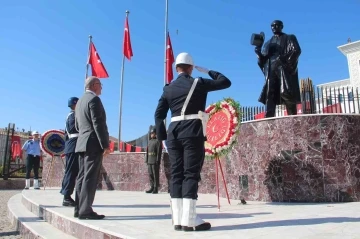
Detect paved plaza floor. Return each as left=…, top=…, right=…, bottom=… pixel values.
left=16, top=189, right=360, bottom=238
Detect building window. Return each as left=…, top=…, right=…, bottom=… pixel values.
left=349, top=92, right=354, bottom=101
left=326, top=98, right=332, bottom=106
left=338, top=94, right=343, bottom=103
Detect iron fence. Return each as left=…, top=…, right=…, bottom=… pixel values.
left=0, top=124, right=43, bottom=179
left=241, top=85, right=360, bottom=122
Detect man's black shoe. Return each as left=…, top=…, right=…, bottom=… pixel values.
left=145, top=188, right=154, bottom=193
left=78, top=212, right=105, bottom=220
left=74, top=211, right=79, bottom=218
left=152, top=189, right=158, bottom=194
left=63, top=198, right=76, bottom=207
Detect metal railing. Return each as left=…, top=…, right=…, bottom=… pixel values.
left=241, top=86, right=360, bottom=122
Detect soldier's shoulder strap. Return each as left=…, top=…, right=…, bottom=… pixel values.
left=180, top=77, right=199, bottom=116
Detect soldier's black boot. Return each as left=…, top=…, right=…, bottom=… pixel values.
left=152, top=187, right=158, bottom=194
left=145, top=187, right=154, bottom=193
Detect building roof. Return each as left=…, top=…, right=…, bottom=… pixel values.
left=316, top=78, right=350, bottom=87
left=338, top=40, right=360, bottom=55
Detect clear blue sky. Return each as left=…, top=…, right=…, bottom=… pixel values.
left=1, top=0, right=360, bottom=141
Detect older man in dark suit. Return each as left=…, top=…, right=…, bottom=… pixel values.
left=74, top=76, right=110, bottom=220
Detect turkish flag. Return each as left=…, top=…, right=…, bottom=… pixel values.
left=166, top=32, right=175, bottom=84
left=88, top=42, right=109, bottom=78
left=11, top=136, right=22, bottom=161
left=123, top=16, right=133, bottom=60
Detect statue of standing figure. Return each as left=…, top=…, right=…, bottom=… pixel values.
left=251, top=20, right=302, bottom=117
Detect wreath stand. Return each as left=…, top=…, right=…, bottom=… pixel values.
left=214, top=154, right=231, bottom=211
left=205, top=98, right=241, bottom=211
left=43, top=154, right=65, bottom=190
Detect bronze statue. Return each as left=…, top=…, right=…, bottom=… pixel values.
left=251, top=20, right=302, bottom=117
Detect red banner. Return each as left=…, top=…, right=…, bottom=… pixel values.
left=323, top=103, right=342, bottom=113
left=109, top=141, right=115, bottom=152
left=11, top=135, right=22, bottom=161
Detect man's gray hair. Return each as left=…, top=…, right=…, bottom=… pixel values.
left=85, top=76, right=100, bottom=89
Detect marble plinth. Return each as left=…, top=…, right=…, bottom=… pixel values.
left=42, top=153, right=171, bottom=192
left=42, top=114, right=360, bottom=202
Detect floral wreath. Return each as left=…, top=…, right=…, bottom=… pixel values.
left=40, top=129, right=66, bottom=157
left=204, top=98, right=241, bottom=159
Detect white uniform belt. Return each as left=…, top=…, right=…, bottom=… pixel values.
left=171, top=114, right=200, bottom=122
left=68, top=133, right=79, bottom=138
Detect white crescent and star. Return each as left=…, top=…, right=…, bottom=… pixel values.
left=94, top=51, right=102, bottom=63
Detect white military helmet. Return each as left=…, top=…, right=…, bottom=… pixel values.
left=175, top=52, right=194, bottom=66
left=32, top=130, right=39, bottom=135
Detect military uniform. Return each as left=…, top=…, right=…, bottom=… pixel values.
left=154, top=52, right=231, bottom=231
left=60, top=97, right=80, bottom=206
left=145, top=129, right=162, bottom=194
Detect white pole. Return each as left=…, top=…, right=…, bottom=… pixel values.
left=164, top=0, right=169, bottom=86
left=84, top=35, right=92, bottom=90
left=118, top=10, right=130, bottom=151
left=163, top=0, right=169, bottom=128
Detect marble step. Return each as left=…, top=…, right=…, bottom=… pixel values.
left=7, top=193, right=77, bottom=239
left=21, top=190, right=126, bottom=239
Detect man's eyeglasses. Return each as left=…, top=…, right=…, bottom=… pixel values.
left=93, top=82, right=103, bottom=87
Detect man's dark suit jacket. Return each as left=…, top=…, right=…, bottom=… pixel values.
left=75, top=91, right=109, bottom=153
left=154, top=71, right=231, bottom=141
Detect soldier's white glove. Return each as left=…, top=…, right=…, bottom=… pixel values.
left=195, top=66, right=209, bottom=74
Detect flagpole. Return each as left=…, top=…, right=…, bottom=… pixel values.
left=118, top=10, right=130, bottom=152
left=163, top=0, right=169, bottom=128
left=84, top=35, right=92, bottom=90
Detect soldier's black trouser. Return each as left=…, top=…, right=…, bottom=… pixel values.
left=166, top=137, right=204, bottom=199
left=60, top=152, right=80, bottom=196
left=265, top=65, right=297, bottom=118
left=25, top=154, right=40, bottom=179
left=148, top=164, right=160, bottom=189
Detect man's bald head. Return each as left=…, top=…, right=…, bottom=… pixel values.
left=85, top=76, right=102, bottom=96
left=85, top=76, right=100, bottom=89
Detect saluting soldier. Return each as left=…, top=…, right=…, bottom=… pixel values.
left=60, top=97, right=80, bottom=206
left=154, top=52, right=231, bottom=231
left=145, top=128, right=162, bottom=194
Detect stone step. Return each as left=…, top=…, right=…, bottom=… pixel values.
left=21, top=190, right=125, bottom=239
left=7, top=193, right=77, bottom=239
